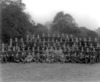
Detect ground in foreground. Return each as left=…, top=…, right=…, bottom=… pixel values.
left=0, top=63, right=100, bottom=82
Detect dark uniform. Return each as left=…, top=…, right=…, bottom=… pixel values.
left=0, top=54, right=3, bottom=63
left=85, top=48, right=90, bottom=63
left=24, top=52, right=33, bottom=63
left=14, top=52, right=20, bottom=63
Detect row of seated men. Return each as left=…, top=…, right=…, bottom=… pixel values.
left=0, top=45, right=100, bottom=64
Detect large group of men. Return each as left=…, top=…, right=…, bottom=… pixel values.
left=0, top=33, right=100, bottom=64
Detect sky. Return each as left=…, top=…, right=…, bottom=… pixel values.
left=22, top=0, right=100, bottom=30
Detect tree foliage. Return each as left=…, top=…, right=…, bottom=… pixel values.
left=1, top=0, right=35, bottom=43
left=35, top=23, right=49, bottom=35
left=80, top=27, right=99, bottom=38
left=96, top=27, right=100, bottom=36
left=51, top=11, right=80, bottom=36
left=1, top=1, right=99, bottom=43
left=51, top=11, right=99, bottom=40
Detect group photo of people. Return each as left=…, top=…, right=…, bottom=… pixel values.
left=0, top=33, right=100, bottom=64
left=1, top=0, right=100, bottom=82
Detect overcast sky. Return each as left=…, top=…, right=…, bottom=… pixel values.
left=23, top=0, right=100, bottom=30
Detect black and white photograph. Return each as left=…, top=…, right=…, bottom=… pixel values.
left=0, top=0, right=100, bottom=82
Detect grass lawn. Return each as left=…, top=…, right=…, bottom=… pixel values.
left=0, top=63, right=100, bottom=82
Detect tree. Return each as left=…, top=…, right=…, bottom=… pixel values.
left=1, top=0, right=35, bottom=43
left=96, top=27, right=100, bottom=36
left=80, top=27, right=99, bottom=39
left=51, top=11, right=99, bottom=40
left=35, top=23, right=49, bottom=35
left=51, top=11, right=80, bottom=36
